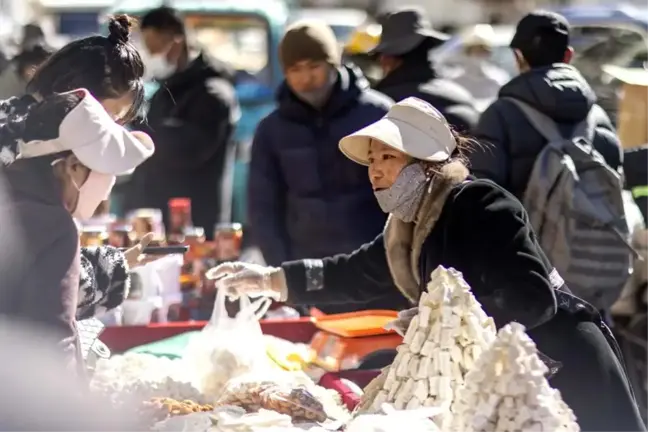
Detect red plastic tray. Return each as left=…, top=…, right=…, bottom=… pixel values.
left=313, top=310, right=398, bottom=338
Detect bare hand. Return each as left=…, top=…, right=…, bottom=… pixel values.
left=124, top=233, right=154, bottom=269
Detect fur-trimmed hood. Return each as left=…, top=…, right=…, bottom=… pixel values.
left=384, top=161, right=470, bottom=302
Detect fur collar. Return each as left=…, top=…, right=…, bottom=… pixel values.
left=384, top=162, right=469, bottom=303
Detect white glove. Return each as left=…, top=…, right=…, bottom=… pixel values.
left=206, top=262, right=287, bottom=301
left=384, top=307, right=419, bottom=337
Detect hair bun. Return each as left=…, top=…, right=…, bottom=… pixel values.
left=108, top=15, right=135, bottom=44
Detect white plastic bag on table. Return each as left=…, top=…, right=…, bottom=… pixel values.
left=152, top=411, right=213, bottom=432
left=183, top=287, right=272, bottom=400
left=210, top=407, right=295, bottom=431
left=346, top=405, right=443, bottom=432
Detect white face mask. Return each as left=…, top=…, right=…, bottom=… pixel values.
left=144, top=48, right=176, bottom=80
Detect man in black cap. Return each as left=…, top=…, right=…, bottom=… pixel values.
left=371, top=7, right=479, bottom=132
left=470, top=10, right=622, bottom=199
left=470, top=13, right=645, bottom=432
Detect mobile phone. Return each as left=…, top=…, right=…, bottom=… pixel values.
left=143, top=245, right=190, bottom=255
left=119, top=245, right=190, bottom=255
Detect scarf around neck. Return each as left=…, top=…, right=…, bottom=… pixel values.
left=383, top=161, right=470, bottom=303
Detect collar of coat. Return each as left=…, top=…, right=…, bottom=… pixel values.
left=384, top=161, right=470, bottom=303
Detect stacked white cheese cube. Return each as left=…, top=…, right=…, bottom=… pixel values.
left=452, top=322, right=579, bottom=432
left=368, top=266, right=496, bottom=425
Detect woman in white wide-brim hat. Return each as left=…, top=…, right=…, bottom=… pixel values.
left=210, top=97, right=645, bottom=431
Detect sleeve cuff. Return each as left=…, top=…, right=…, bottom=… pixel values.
left=281, top=259, right=325, bottom=305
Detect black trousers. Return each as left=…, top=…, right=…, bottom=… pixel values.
left=529, top=308, right=646, bottom=431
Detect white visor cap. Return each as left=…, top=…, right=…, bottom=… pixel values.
left=17, top=89, right=154, bottom=175
left=339, top=96, right=455, bottom=166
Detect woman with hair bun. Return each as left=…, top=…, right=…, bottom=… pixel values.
left=0, top=15, right=151, bottom=324
left=10, top=15, right=145, bottom=125
left=0, top=89, right=153, bottom=373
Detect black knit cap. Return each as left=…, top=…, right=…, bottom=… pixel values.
left=510, top=10, right=570, bottom=67
left=279, top=20, right=340, bottom=70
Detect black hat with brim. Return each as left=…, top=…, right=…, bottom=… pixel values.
left=370, top=8, right=449, bottom=56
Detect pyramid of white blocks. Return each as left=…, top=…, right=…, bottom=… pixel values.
left=365, top=266, right=496, bottom=426
left=452, top=322, right=579, bottom=432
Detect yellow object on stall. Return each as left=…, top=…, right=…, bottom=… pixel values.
left=264, top=336, right=310, bottom=371
left=344, top=24, right=381, bottom=55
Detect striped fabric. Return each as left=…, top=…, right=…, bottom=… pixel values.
left=505, top=98, right=632, bottom=310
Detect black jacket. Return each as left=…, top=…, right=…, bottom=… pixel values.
left=281, top=179, right=644, bottom=431
left=248, top=66, right=391, bottom=266
left=374, top=62, right=479, bottom=133
left=0, top=158, right=82, bottom=374
left=470, top=64, right=622, bottom=199
left=125, top=53, right=239, bottom=238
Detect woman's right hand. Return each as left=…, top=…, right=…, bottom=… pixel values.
left=206, top=262, right=287, bottom=301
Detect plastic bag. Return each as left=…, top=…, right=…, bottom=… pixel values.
left=259, top=386, right=328, bottom=422
left=183, top=288, right=272, bottom=399
left=346, top=405, right=443, bottom=432
left=216, top=374, right=328, bottom=423
left=152, top=411, right=214, bottom=432
left=210, top=407, right=294, bottom=431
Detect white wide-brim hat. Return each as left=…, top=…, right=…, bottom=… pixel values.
left=17, top=88, right=154, bottom=175
left=339, top=96, right=456, bottom=166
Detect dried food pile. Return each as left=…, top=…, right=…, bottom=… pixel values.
left=451, top=322, right=579, bottom=432
left=360, top=266, right=497, bottom=427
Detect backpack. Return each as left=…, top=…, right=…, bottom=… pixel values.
left=505, top=97, right=634, bottom=310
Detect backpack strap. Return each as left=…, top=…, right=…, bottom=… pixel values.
left=503, top=97, right=597, bottom=143
left=502, top=97, right=563, bottom=142
left=571, top=106, right=598, bottom=143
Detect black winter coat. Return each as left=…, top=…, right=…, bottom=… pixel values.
left=470, top=64, right=622, bottom=199
left=373, top=62, right=479, bottom=133
left=282, top=178, right=644, bottom=431
left=125, top=54, right=239, bottom=239
left=248, top=66, right=391, bottom=266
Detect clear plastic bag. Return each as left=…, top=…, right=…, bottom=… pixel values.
left=346, top=405, right=443, bottom=432
left=152, top=411, right=214, bottom=432
left=216, top=376, right=328, bottom=423
left=259, top=386, right=328, bottom=423
left=183, top=288, right=272, bottom=399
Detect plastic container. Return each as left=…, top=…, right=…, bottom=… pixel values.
left=214, top=222, right=243, bottom=261
left=80, top=226, right=108, bottom=247
left=127, top=208, right=165, bottom=241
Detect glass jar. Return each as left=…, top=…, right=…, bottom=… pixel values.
left=80, top=226, right=107, bottom=247
left=213, top=222, right=243, bottom=261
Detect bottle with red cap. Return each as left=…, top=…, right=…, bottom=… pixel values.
left=168, top=198, right=192, bottom=244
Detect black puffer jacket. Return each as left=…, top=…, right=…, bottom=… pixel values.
left=248, top=66, right=391, bottom=266
left=125, top=53, right=239, bottom=238
left=470, top=64, right=622, bottom=199
left=374, top=62, right=479, bottom=133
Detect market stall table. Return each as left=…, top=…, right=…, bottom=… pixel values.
left=101, top=318, right=318, bottom=353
